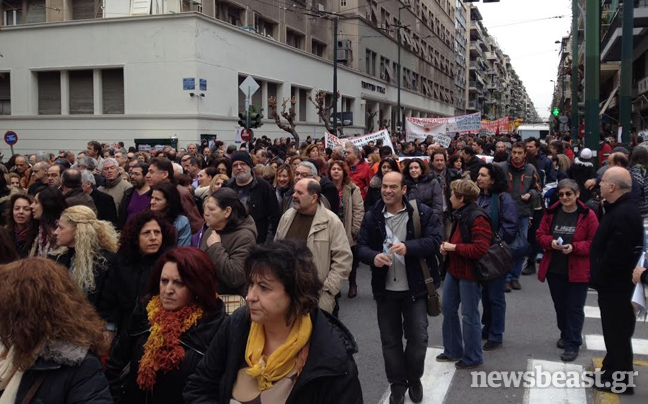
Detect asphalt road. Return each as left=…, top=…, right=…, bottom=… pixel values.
left=337, top=262, right=648, bottom=404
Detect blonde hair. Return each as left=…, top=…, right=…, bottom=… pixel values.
left=59, top=205, right=119, bottom=293
left=556, top=154, right=571, bottom=172
left=450, top=179, right=480, bottom=205
left=209, top=174, right=229, bottom=194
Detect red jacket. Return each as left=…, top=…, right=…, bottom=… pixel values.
left=599, top=142, right=612, bottom=167
left=447, top=213, right=491, bottom=282
left=536, top=200, right=599, bottom=283
left=348, top=160, right=374, bottom=200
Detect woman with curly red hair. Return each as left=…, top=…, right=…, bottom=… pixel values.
left=106, top=247, right=224, bottom=403
left=0, top=258, right=112, bottom=403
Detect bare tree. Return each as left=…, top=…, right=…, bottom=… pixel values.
left=268, top=96, right=299, bottom=145
left=307, top=90, right=343, bottom=137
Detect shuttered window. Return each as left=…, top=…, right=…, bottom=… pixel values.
left=69, top=70, right=94, bottom=114
left=0, top=73, right=10, bottom=115
left=102, top=69, right=124, bottom=114
left=25, top=0, right=45, bottom=23
left=73, top=0, right=95, bottom=20
left=38, top=71, right=61, bottom=115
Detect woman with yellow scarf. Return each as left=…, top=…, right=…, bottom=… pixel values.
left=184, top=240, right=363, bottom=404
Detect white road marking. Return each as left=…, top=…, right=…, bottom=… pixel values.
left=524, top=359, right=587, bottom=404
left=584, top=306, right=600, bottom=318
left=379, top=347, right=456, bottom=404
left=585, top=334, right=648, bottom=355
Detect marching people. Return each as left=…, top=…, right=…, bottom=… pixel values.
left=106, top=247, right=225, bottom=403
left=590, top=167, right=644, bottom=394
left=328, top=160, right=365, bottom=298
left=275, top=178, right=353, bottom=315
left=183, top=240, right=363, bottom=403
left=439, top=179, right=492, bottom=369
left=0, top=258, right=112, bottom=403
left=536, top=179, right=599, bottom=362
left=357, top=171, right=441, bottom=404
left=476, top=164, right=519, bottom=350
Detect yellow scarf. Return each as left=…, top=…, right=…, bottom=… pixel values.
left=245, top=314, right=312, bottom=391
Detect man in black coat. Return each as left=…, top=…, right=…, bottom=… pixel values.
left=590, top=167, right=644, bottom=395
left=80, top=170, right=118, bottom=227
left=357, top=171, right=441, bottom=404
left=462, top=146, right=485, bottom=182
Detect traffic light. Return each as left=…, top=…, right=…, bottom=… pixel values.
left=238, top=111, right=248, bottom=128
left=552, top=108, right=560, bottom=116
left=249, top=105, right=264, bottom=129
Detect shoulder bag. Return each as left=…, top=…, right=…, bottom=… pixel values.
left=411, top=201, right=442, bottom=317
left=470, top=196, right=513, bottom=281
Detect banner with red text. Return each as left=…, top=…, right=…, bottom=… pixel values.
left=481, top=116, right=510, bottom=134
left=325, top=129, right=395, bottom=153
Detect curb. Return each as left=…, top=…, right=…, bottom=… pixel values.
left=591, top=358, right=647, bottom=404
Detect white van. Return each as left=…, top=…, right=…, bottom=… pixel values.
left=517, top=124, right=550, bottom=141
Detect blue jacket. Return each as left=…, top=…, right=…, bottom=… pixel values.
left=536, top=151, right=557, bottom=186
left=357, top=197, right=442, bottom=300
left=476, top=192, right=519, bottom=244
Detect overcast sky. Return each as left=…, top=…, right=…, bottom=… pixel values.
left=475, top=0, right=573, bottom=120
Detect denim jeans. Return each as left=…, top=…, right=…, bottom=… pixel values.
left=442, top=273, right=483, bottom=365
left=508, top=217, right=530, bottom=282
left=376, top=291, right=429, bottom=394
left=481, top=274, right=507, bottom=343
left=546, top=273, right=588, bottom=352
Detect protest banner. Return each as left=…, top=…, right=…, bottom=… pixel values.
left=325, top=129, right=395, bottom=153
left=405, top=112, right=481, bottom=135
left=481, top=116, right=510, bottom=134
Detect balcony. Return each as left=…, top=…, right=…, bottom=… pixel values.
left=601, top=3, right=648, bottom=62
left=469, top=42, right=484, bottom=59
left=470, top=22, right=486, bottom=42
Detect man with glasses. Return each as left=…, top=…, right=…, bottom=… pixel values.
left=98, top=158, right=133, bottom=211
left=224, top=151, right=279, bottom=243
left=280, top=161, right=337, bottom=215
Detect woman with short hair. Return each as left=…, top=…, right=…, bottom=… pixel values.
left=184, top=240, right=363, bottom=403
left=150, top=183, right=191, bottom=246
left=439, top=179, right=492, bottom=369
left=0, top=258, right=112, bottom=403
left=273, top=164, right=294, bottom=207
left=106, top=247, right=225, bottom=403
left=537, top=179, right=598, bottom=362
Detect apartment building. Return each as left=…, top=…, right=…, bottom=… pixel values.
left=454, top=0, right=468, bottom=115
left=0, top=0, right=461, bottom=153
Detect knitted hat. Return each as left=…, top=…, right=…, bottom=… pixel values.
left=230, top=151, right=253, bottom=168
left=580, top=148, right=592, bottom=160
left=612, top=146, right=630, bottom=156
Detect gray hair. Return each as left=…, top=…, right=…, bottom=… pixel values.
left=172, top=162, right=184, bottom=177
left=77, top=156, right=96, bottom=171
left=100, top=158, right=119, bottom=171
left=80, top=170, right=96, bottom=186
left=35, top=152, right=50, bottom=163
left=35, top=161, right=51, bottom=172
left=557, top=179, right=579, bottom=194
left=297, top=161, right=318, bottom=177
left=344, top=142, right=361, bottom=156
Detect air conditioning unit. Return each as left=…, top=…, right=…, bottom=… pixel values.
left=318, top=3, right=325, bottom=12
left=337, top=49, right=349, bottom=62
left=338, top=40, right=351, bottom=49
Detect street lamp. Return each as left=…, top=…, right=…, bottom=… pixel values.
left=397, top=2, right=411, bottom=133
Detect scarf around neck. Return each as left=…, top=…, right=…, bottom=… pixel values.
left=0, top=344, right=23, bottom=404
left=136, top=296, right=204, bottom=391
left=245, top=314, right=313, bottom=392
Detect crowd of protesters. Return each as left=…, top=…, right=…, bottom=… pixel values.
left=0, top=130, right=647, bottom=403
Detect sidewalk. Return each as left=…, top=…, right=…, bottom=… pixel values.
left=591, top=358, right=648, bottom=404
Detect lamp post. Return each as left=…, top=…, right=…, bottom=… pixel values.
left=397, top=3, right=411, bottom=133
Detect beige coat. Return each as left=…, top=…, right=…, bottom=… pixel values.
left=275, top=204, right=353, bottom=313
left=340, top=182, right=365, bottom=247
left=98, top=178, right=132, bottom=211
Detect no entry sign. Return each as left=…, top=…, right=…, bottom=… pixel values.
left=4, top=131, right=18, bottom=146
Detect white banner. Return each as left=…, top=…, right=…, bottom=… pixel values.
left=325, top=129, right=395, bottom=153
left=405, top=120, right=447, bottom=142
left=398, top=156, right=431, bottom=162
left=406, top=112, right=481, bottom=135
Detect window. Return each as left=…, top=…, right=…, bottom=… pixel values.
left=312, top=40, right=326, bottom=57
left=3, top=0, right=22, bottom=25
left=102, top=69, right=124, bottom=114
left=365, top=49, right=377, bottom=76
left=69, top=70, right=94, bottom=114
left=0, top=73, right=9, bottom=115
left=299, top=88, right=309, bottom=122
left=25, top=0, right=45, bottom=23
left=73, top=0, right=96, bottom=20
left=254, top=14, right=276, bottom=39
left=38, top=71, right=61, bottom=115
left=286, top=29, right=304, bottom=50
left=341, top=0, right=347, bottom=6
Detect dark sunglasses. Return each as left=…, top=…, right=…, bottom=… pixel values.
left=558, top=191, right=575, bottom=198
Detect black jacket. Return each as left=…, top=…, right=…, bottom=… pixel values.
left=356, top=197, right=442, bottom=300
left=16, top=342, right=112, bottom=404
left=91, top=188, right=119, bottom=227
left=319, top=176, right=340, bottom=216
left=27, top=178, right=48, bottom=196
left=465, top=155, right=486, bottom=182
left=106, top=301, right=226, bottom=404
left=225, top=175, right=279, bottom=244
left=52, top=249, right=117, bottom=325
left=590, top=193, right=644, bottom=293
left=183, top=308, right=363, bottom=404
left=567, top=158, right=597, bottom=203
left=404, top=174, right=443, bottom=222
left=64, top=187, right=98, bottom=214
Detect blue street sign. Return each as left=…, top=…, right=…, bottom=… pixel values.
left=183, top=78, right=195, bottom=91
left=199, top=79, right=207, bottom=91
left=4, top=131, right=18, bottom=146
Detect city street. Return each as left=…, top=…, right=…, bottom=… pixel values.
left=339, top=262, right=648, bottom=404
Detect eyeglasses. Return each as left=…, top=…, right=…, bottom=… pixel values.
left=558, top=191, right=574, bottom=198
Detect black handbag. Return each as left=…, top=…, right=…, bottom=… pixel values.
left=411, top=201, right=441, bottom=316
left=472, top=235, right=514, bottom=282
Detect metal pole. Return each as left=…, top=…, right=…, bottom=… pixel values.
left=619, top=0, right=634, bottom=146
left=246, top=88, right=251, bottom=130
left=561, top=45, right=565, bottom=114
left=584, top=0, right=600, bottom=167
left=571, top=0, right=579, bottom=141
left=397, top=7, right=402, bottom=133
left=333, top=17, right=338, bottom=136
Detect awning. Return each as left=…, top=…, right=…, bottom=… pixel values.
left=599, top=85, right=619, bottom=116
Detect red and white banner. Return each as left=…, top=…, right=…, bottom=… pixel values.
left=481, top=116, right=510, bottom=134
left=325, top=129, right=395, bottom=153
left=406, top=112, right=481, bottom=134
